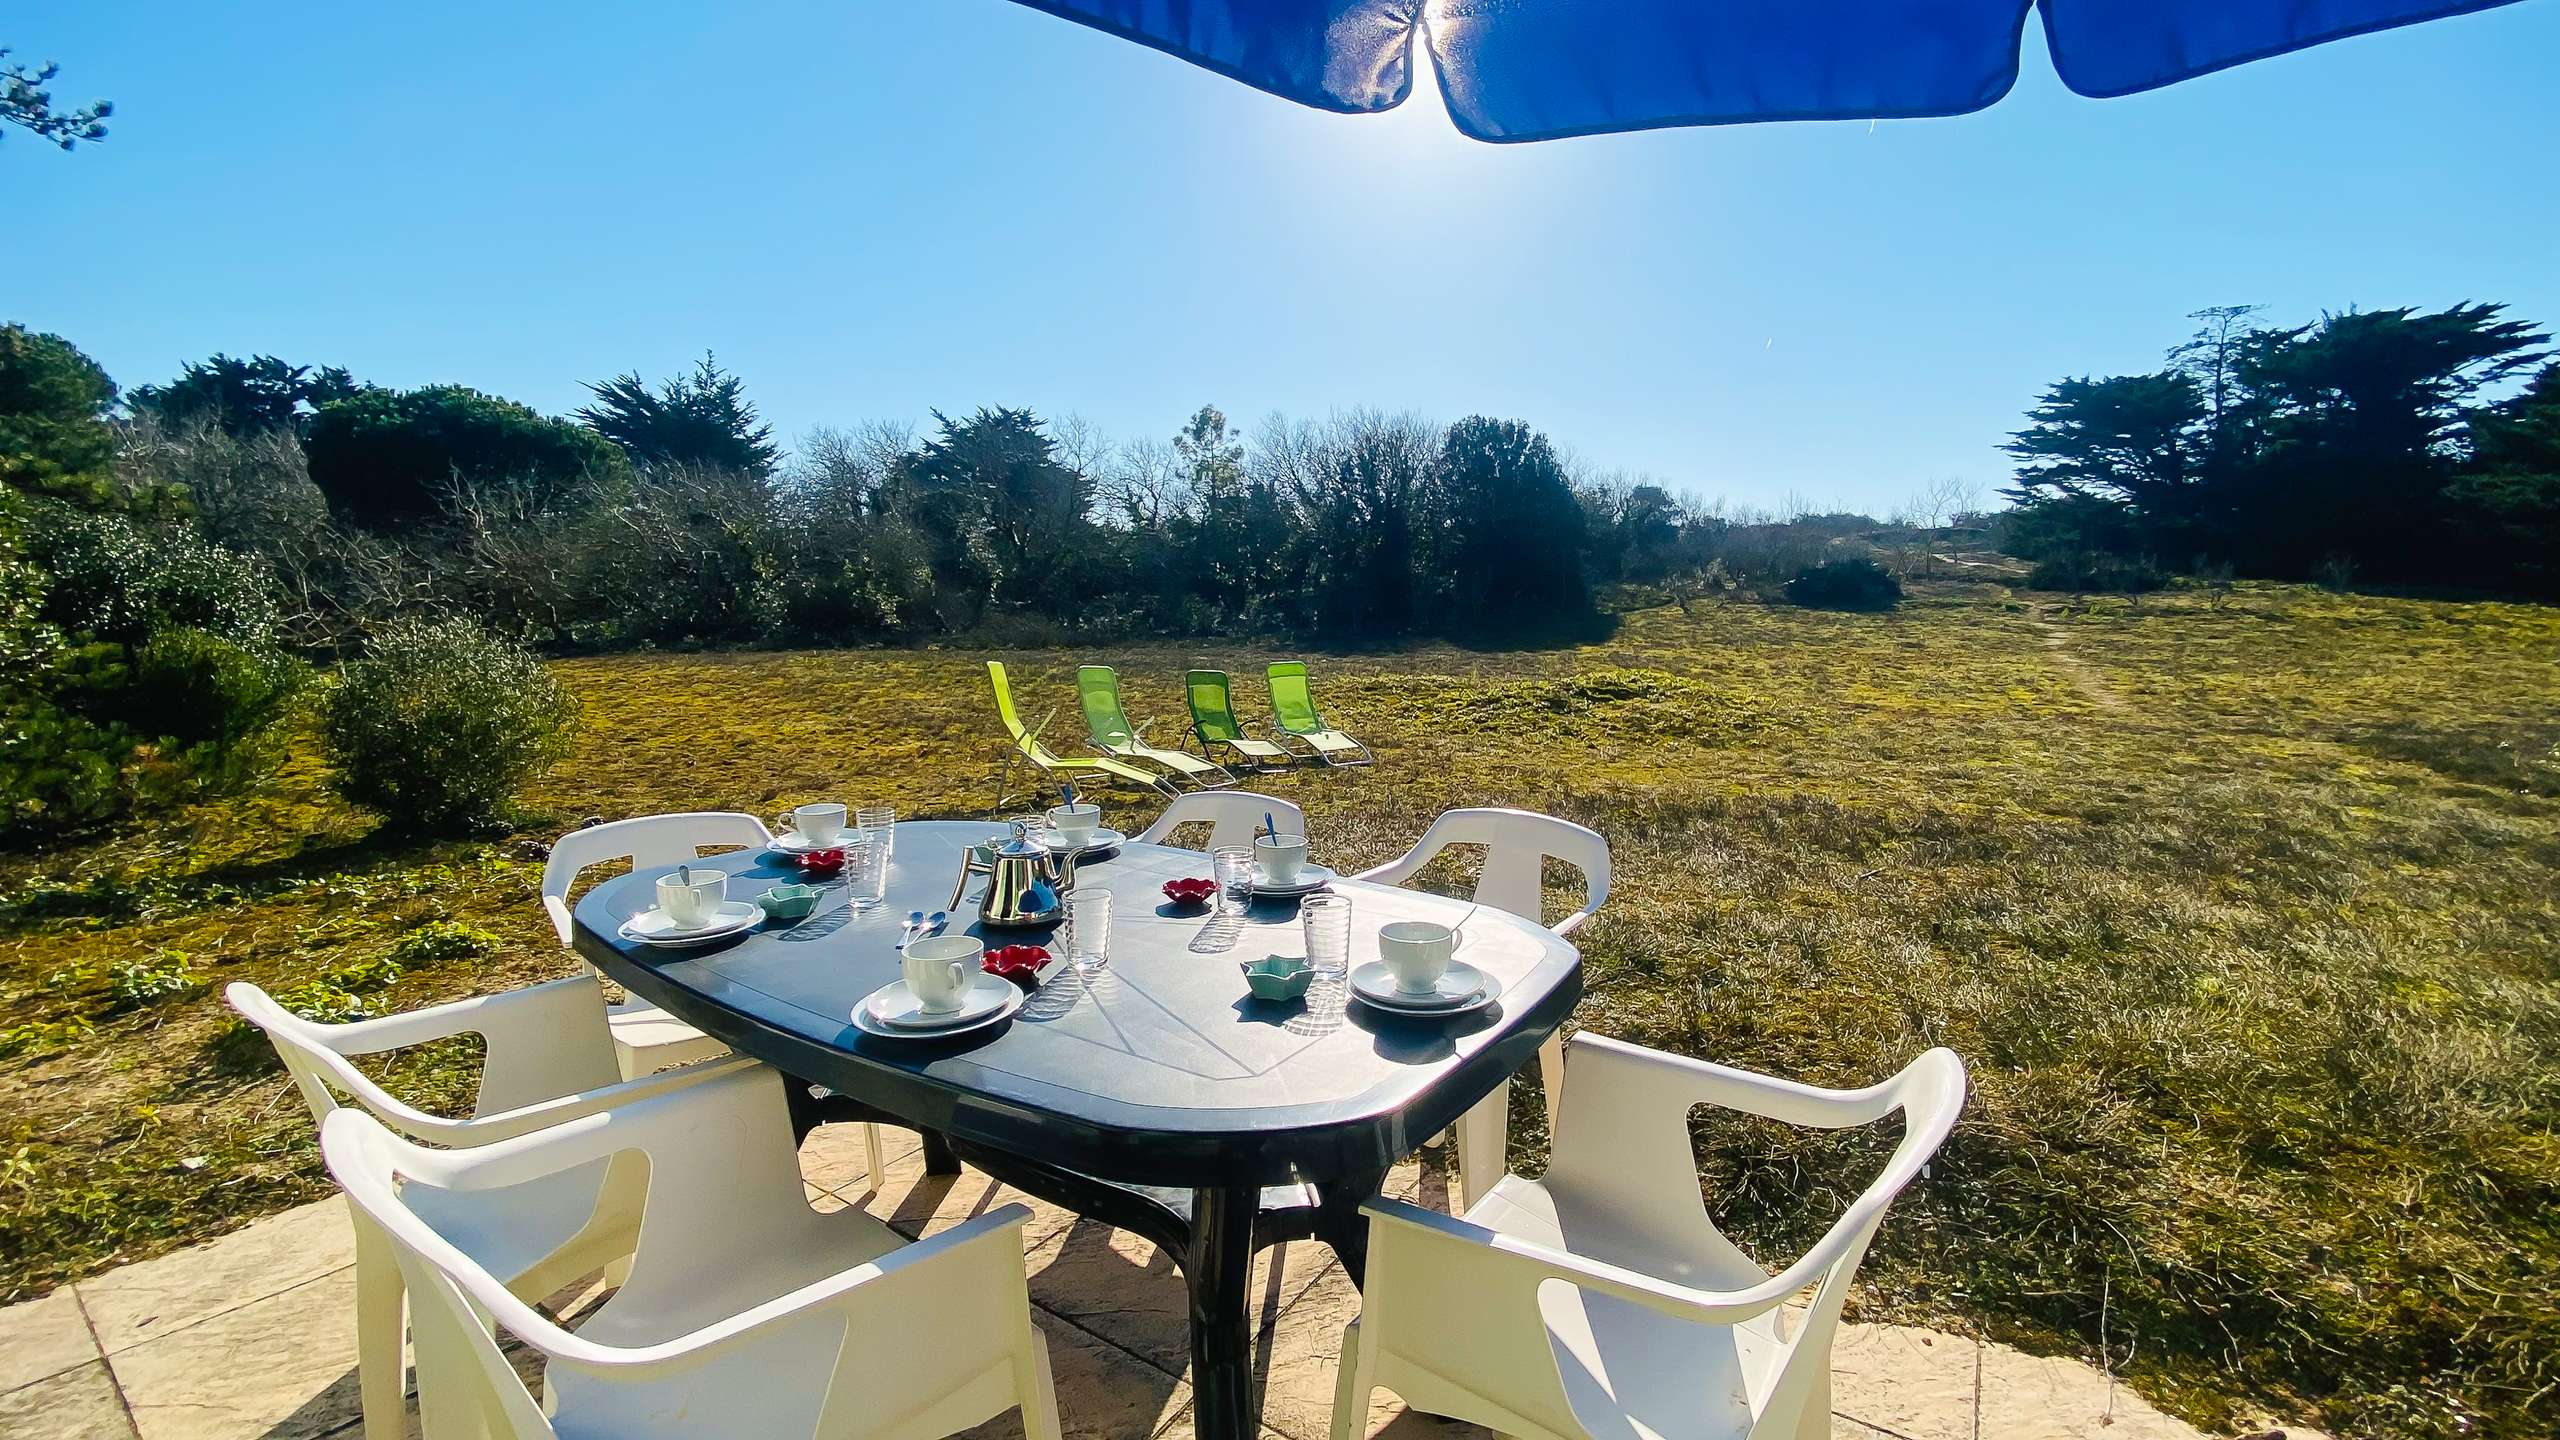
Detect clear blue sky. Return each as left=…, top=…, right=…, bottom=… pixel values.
left=6, top=2, right=2554, bottom=513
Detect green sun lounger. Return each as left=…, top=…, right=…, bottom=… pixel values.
left=1185, top=669, right=1296, bottom=771
left=1076, top=666, right=1236, bottom=790
left=1265, top=661, right=1373, bottom=766
left=988, top=661, right=1173, bottom=796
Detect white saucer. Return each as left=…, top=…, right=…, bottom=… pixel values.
left=1041, top=827, right=1125, bottom=855
left=853, top=976, right=1025, bottom=1038
left=769, top=830, right=854, bottom=855
left=1349, top=959, right=1498, bottom=1015
left=619, top=900, right=762, bottom=946
left=1251, top=863, right=1336, bottom=897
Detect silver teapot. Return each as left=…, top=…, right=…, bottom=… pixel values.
left=950, top=821, right=1077, bottom=927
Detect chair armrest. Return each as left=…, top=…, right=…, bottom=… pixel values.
left=1546, top=1038, right=1967, bottom=1295
left=1564, top=1031, right=1917, bottom=1130
left=514, top=1205, right=1039, bottom=1372
left=1361, top=1197, right=1798, bottom=1327
left=1348, top=848, right=1429, bottom=888
left=543, top=894, right=576, bottom=947
left=1549, top=901, right=1600, bottom=938
left=307, top=976, right=601, bottom=1056
left=443, top=1054, right=760, bottom=1144
left=291, top=977, right=743, bottom=1145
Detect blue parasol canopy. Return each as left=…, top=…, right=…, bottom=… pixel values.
left=1004, top=0, right=2527, bottom=140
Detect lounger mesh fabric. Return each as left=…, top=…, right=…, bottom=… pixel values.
left=1078, top=666, right=1137, bottom=743
left=1266, top=662, right=1325, bottom=736
left=1188, top=670, right=1245, bottom=743
left=1005, top=1, right=2522, bottom=140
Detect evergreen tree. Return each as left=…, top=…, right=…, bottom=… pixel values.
left=577, top=353, right=780, bottom=479
left=0, top=324, right=117, bottom=505
left=1431, top=415, right=1591, bottom=634
left=129, top=355, right=363, bottom=437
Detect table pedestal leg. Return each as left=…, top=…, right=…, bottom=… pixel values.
left=781, top=1078, right=959, bottom=1176
left=1184, top=1184, right=1260, bottom=1440
left=920, top=1129, right=961, bottom=1176
left=1311, top=1166, right=1389, bottom=1289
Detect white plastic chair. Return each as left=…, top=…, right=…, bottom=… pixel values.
left=542, top=811, right=889, bottom=1199
left=226, top=977, right=754, bottom=1440
left=321, top=1064, right=1064, bottom=1440
left=540, top=812, right=767, bottom=1075
left=1352, top=807, right=1611, bottom=1208
left=1333, top=1036, right=1966, bottom=1440
left=1133, top=791, right=1307, bottom=852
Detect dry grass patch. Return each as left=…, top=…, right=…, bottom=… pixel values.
left=2, top=581, right=2553, bottom=1439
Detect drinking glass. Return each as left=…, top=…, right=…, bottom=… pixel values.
left=1065, top=887, right=1112, bottom=973
left=1211, top=845, right=1255, bottom=916
left=856, top=805, right=896, bottom=858
left=1300, top=892, right=1351, bottom=978
left=842, top=833, right=888, bottom=911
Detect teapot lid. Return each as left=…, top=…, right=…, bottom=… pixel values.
left=993, top=819, right=1047, bottom=858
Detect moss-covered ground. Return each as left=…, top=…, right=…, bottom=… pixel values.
left=3, top=580, right=2554, bottom=1438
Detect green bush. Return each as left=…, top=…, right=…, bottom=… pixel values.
left=1, top=498, right=304, bottom=839
left=2027, top=552, right=2169, bottom=593
left=305, top=384, right=630, bottom=529
left=122, top=628, right=307, bottom=749
left=323, top=617, right=577, bottom=833
left=29, top=507, right=286, bottom=651
left=1783, top=557, right=1902, bottom=612
left=0, top=694, right=131, bottom=836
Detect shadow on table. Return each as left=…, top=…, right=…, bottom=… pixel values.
left=1022, top=964, right=1115, bottom=1022
left=1187, top=915, right=1244, bottom=953
left=769, top=903, right=858, bottom=941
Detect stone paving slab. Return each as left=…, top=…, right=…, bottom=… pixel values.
left=0, top=1121, right=2332, bottom=1440
left=110, top=1269, right=362, bottom=1440
left=77, top=1198, right=358, bottom=1358
left=0, top=1284, right=96, bottom=1393
left=0, top=1362, right=135, bottom=1440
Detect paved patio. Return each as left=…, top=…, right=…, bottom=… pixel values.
left=2, top=1125, right=2322, bottom=1440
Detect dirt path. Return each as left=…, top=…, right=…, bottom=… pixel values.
left=2030, top=605, right=2132, bottom=715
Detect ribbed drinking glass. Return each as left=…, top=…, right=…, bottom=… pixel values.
left=1065, top=887, right=1112, bottom=973
left=856, top=805, right=896, bottom=859
left=1211, top=845, right=1255, bottom=916
left=842, top=833, right=887, bottom=911
left=1300, top=892, right=1351, bottom=978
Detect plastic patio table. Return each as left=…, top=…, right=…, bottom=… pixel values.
left=571, top=819, right=1581, bottom=1440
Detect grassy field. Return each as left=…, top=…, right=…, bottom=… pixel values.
left=3, top=580, right=2555, bottom=1439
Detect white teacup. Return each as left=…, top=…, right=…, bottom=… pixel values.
left=902, top=936, right=982, bottom=1013
left=1046, top=803, right=1101, bottom=845
left=1377, top=921, right=1457, bottom=995
left=656, top=869, right=727, bottom=928
left=778, top=802, right=847, bottom=847
left=1254, top=833, right=1309, bottom=886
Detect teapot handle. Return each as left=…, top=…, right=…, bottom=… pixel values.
left=949, top=843, right=994, bottom=913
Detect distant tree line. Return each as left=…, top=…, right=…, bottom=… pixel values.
left=2001, top=302, right=2558, bottom=595
left=61, top=337, right=1872, bottom=657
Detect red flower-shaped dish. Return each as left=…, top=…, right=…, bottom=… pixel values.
left=790, top=847, right=846, bottom=874
left=982, top=944, right=1051, bottom=990
left=1162, top=877, right=1218, bottom=910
